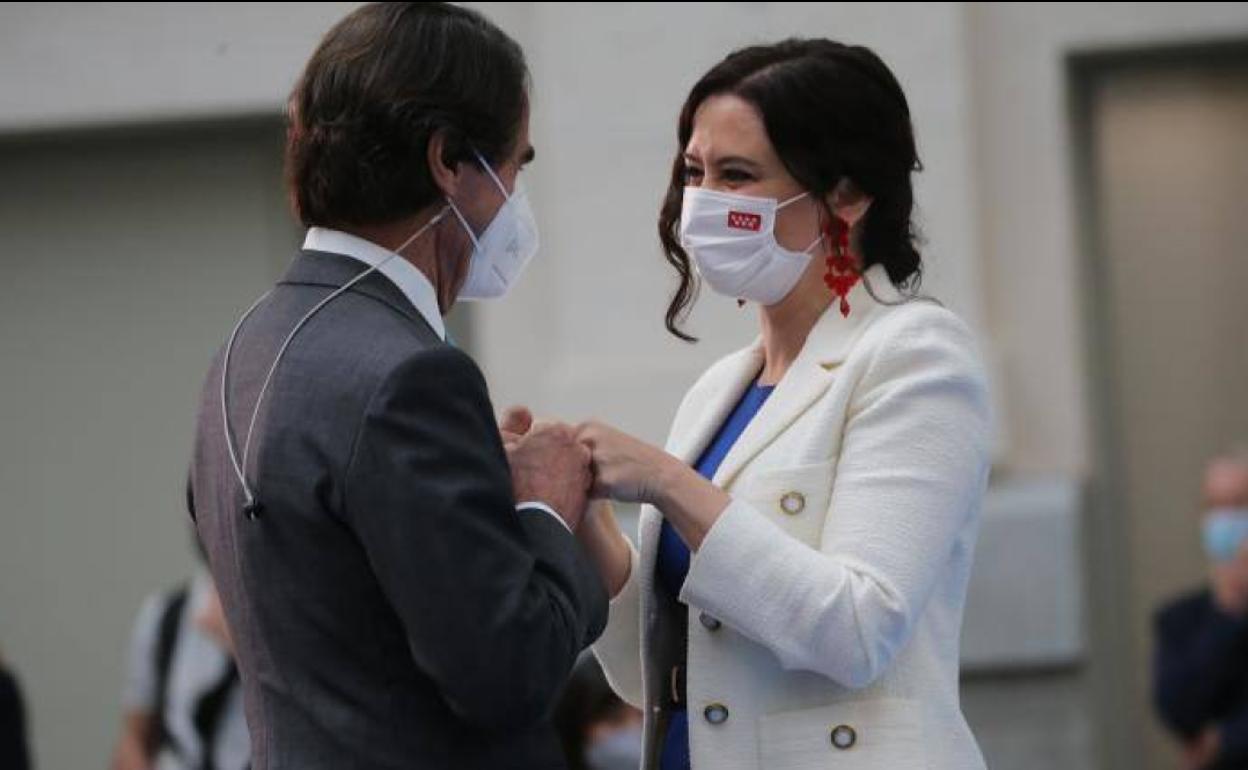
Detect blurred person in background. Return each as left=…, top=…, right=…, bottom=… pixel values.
left=554, top=654, right=643, bottom=770
left=0, top=643, right=31, bottom=770
left=110, top=534, right=248, bottom=770
left=1156, top=449, right=1248, bottom=770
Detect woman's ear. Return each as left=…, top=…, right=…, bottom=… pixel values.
left=826, top=178, right=873, bottom=227
left=427, top=128, right=462, bottom=199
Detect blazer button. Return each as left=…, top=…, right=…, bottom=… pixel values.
left=779, top=491, right=806, bottom=515
left=704, top=703, right=730, bottom=725
left=699, top=612, right=722, bottom=631
left=831, top=724, right=857, bottom=750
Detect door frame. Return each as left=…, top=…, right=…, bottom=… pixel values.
left=1065, top=36, right=1248, bottom=770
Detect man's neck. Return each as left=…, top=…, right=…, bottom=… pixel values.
left=344, top=211, right=446, bottom=309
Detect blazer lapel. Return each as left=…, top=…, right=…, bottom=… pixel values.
left=708, top=263, right=900, bottom=490
left=667, top=344, right=765, bottom=466
left=638, top=344, right=764, bottom=581
left=710, top=355, right=834, bottom=490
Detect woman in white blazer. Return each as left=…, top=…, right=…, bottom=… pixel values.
left=572, top=39, right=991, bottom=769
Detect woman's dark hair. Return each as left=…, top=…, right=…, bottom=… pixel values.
left=659, top=39, right=924, bottom=341
left=286, top=2, right=529, bottom=229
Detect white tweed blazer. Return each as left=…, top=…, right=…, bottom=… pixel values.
left=593, top=263, right=991, bottom=769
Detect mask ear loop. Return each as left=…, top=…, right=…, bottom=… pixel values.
left=777, top=191, right=809, bottom=209
left=445, top=148, right=515, bottom=248
left=445, top=198, right=483, bottom=251
left=777, top=191, right=822, bottom=253
left=472, top=149, right=514, bottom=200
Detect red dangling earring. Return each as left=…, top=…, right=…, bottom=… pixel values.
left=823, top=217, right=860, bottom=318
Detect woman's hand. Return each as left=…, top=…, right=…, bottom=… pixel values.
left=576, top=421, right=674, bottom=505
left=577, top=421, right=731, bottom=550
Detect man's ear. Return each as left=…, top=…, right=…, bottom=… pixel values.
left=427, top=128, right=462, bottom=198
left=826, top=178, right=873, bottom=227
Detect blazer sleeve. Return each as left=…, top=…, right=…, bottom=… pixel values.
left=343, top=345, right=608, bottom=730
left=680, top=308, right=991, bottom=689
left=591, top=538, right=645, bottom=708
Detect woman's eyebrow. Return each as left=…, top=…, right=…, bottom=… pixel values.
left=715, top=155, right=760, bottom=170
left=684, top=152, right=761, bottom=170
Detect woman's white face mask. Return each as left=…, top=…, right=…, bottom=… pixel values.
left=678, top=186, right=822, bottom=306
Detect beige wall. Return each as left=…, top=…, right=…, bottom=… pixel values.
left=968, top=2, right=1248, bottom=477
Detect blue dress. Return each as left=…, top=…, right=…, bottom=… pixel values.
left=655, top=380, right=775, bottom=770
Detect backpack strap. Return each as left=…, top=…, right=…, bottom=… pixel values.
left=147, top=584, right=189, bottom=759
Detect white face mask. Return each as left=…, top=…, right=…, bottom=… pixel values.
left=679, top=186, right=822, bottom=306
left=445, top=150, right=539, bottom=301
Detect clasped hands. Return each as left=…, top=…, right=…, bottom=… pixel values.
left=500, top=406, right=730, bottom=597
left=499, top=405, right=672, bottom=531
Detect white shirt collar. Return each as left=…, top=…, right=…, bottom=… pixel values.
left=302, top=227, right=446, bottom=341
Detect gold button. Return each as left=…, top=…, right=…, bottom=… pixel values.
left=704, top=703, right=730, bottom=725
left=831, top=724, right=857, bottom=750
left=780, top=491, right=806, bottom=515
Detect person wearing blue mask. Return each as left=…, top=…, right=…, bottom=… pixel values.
left=188, top=4, right=606, bottom=768
left=1156, top=451, right=1248, bottom=770
left=553, top=655, right=644, bottom=770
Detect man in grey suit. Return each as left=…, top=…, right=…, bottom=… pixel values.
left=189, top=4, right=607, bottom=768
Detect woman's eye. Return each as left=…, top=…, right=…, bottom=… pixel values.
left=683, top=166, right=704, bottom=183
left=722, top=168, right=754, bottom=183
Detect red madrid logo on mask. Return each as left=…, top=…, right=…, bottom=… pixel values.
left=726, top=211, right=762, bottom=232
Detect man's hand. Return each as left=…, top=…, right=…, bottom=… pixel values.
left=499, top=405, right=533, bottom=447
left=507, top=422, right=593, bottom=530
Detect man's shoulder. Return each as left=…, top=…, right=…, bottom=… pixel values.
left=264, top=280, right=448, bottom=398
left=1156, top=586, right=1214, bottom=631
left=368, top=344, right=490, bottom=410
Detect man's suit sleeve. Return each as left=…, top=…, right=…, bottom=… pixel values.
left=342, top=345, right=607, bottom=730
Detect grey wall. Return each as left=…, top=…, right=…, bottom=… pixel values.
left=0, top=120, right=296, bottom=769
